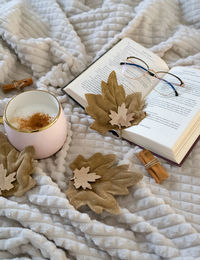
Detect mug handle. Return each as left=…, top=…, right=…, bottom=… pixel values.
left=0, top=116, right=3, bottom=124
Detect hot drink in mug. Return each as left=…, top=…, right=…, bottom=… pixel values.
left=1, top=90, right=67, bottom=159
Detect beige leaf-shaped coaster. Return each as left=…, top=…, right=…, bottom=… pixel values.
left=0, top=164, right=16, bottom=194
left=71, top=166, right=101, bottom=190
left=66, top=153, right=143, bottom=214
left=85, top=70, right=146, bottom=134
left=109, top=102, right=135, bottom=128
left=0, top=131, right=36, bottom=197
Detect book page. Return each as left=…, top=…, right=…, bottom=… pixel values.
left=123, top=66, right=200, bottom=161
left=63, top=37, right=169, bottom=107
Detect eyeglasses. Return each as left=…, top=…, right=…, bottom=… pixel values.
left=120, top=56, right=184, bottom=97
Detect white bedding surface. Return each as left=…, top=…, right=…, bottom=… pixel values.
left=0, top=0, right=200, bottom=259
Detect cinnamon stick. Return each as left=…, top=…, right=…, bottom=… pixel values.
left=137, top=149, right=168, bottom=183
left=2, top=78, right=33, bottom=92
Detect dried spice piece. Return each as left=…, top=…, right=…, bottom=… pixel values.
left=2, top=78, right=33, bottom=92
left=0, top=131, right=36, bottom=197
left=0, top=164, right=16, bottom=194
left=85, top=70, right=146, bottom=135
left=71, top=166, right=101, bottom=190
left=66, top=153, right=143, bottom=214
left=137, top=149, right=168, bottom=183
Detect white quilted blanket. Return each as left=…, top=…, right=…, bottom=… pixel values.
left=0, top=0, right=200, bottom=259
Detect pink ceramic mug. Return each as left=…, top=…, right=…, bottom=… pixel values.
left=1, top=90, right=67, bottom=159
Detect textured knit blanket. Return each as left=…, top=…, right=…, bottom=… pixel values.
left=0, top=0, right=200, bottom=259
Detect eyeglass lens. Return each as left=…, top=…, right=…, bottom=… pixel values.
left=121, top=57, right=185, bottom=97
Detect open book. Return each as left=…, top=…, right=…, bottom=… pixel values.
left=62, top=37, right=200, bottom=165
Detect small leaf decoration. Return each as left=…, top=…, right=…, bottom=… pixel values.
left=0, top=164, right=16, bottom=194
left=71, top=166, right=101, bottom=190
left=109, top=102, right=135, bottom=129
left=85, top=70, right=146, bottom=134
left=66, top=153, right=143, bottom=214
left=0, top=131, right=36, bottom=197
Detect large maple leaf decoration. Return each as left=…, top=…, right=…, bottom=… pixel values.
left=66, top=153, right=143, bottom=214
left=85, top=70, right=146, bottom=134
left=0, top=132, right=36, bottom=197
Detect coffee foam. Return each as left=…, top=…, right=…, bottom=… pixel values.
left=9, top=104, right=58, bottom=129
